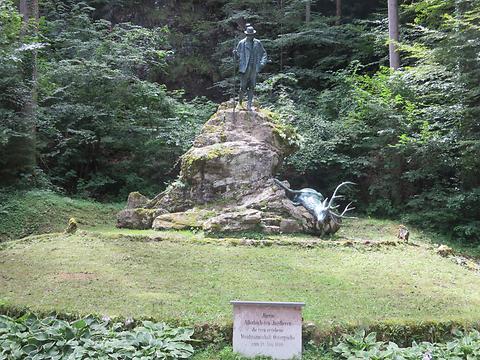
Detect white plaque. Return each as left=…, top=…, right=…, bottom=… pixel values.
left=231, top=301, right=305, bottom=360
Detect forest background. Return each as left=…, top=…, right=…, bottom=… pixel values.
left=1, top=0, right=479, bottom=242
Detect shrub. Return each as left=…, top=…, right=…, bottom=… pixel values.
left=0, top=313, right=195, bottom=359
left=332, top=329, right=480, bottom=359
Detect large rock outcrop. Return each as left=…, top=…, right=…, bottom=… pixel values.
left=117, top=102, right=318, bottom=234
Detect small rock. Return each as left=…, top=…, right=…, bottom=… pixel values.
left=65, top=218, right=77, bottom=234
left=124, top=317, right=135, bottom=329
left=397, top=224, right=410, bottom=242
left=465, top=260, right=479, bottom=271
left=437, top=245, right=454, bottom=257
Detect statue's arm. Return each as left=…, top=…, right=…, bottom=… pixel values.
left=260, top=42, right=267, bottom=67
left=233, top=41, right=241, bottom=58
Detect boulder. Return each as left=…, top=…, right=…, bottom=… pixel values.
left=117, top=208, right=165, bottom=229
left=436, top=245, right=454, bottom=257
left=126, top=192, right=150, bottom=209
left=203, top=209, right=263, bottom=234
left=152, top=208, right=217, bottom=230
left=116, top=102, right=321, bottom=235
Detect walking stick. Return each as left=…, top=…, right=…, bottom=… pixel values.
left=232, top=34, right=238, bottom=120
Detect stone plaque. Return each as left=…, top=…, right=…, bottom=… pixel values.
left=231, top=301, right=305, bottom=360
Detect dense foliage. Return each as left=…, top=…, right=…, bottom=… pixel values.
left=0, top=1, right=36, bottom=184
left=0, top=1, right=214, bottom=199
left=256, top=0, right=480, bottom=241
left=0, top=313, right=194, bottom=359
left=0, top=0, right=479, bottom=241
left=333, top=329, right=480, bottom=359
left=190, top=328, right=480, bottom=360
left=2, top=313, right=480, bottom=359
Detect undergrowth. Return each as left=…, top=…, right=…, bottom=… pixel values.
left=0, top=313, right=195, bottom=359
left=332, top=329, right=480, bottom=359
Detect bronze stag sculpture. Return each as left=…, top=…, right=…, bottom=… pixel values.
left=274, top=179, right=356, bottom=235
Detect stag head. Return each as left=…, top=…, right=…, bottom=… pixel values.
left=314, top=182, right=356, bottom=235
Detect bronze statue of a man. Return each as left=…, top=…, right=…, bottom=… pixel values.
left=233, top=25, right=267, bottom=110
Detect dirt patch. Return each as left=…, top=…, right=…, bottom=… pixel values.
left=56, top=272, right=97, bottom=281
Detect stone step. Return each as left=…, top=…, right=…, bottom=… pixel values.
left=261, top=217, right=281, bottom=226
left=262, top=225, right=281, bottom=234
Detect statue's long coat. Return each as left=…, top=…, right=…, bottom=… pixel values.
left=235, top=38, right=267, bottom=74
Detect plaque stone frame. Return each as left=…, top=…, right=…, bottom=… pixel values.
left=231, top=301, right=305, bottom=360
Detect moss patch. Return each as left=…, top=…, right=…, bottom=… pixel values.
left=154, top=209, right=217, bottom=230
left=181, top=144, right=235, bottom=178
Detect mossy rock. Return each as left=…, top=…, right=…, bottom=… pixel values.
left=126, top=192, right=150, bottom=209
left=117, top=208, right=163, bottom=229
left=180, top=144, right=235, bottom=179
left=152, top=208, right=217, bottom=230
left=117, top=103, right=305, bottom=232
left=64, top=218, right=78, bottom=234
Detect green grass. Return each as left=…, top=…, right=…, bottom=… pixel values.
left=191, top=346, right=333, bottom=359
left=2, top=192, right=480, bottom=346
left=338, top=217, right=480, bottom=258
left=89, top=217, right=434, bottom=247
left=0, top=190, right=121, bottom=242
left=1, top=228, right=480, bottom=329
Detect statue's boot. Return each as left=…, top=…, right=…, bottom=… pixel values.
left=247, top=90, right=253, bottom=111
left=238, top=92, right=245, bottom=110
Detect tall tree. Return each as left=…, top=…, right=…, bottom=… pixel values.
left=19, top=0, right=28, bottom=22
left=305, top=0, right=311, bottom=23
left=387, top=0, right=400, bottom=69
left=336, top=0, right=341, bottom=25
left=18, top=0, right=38, bottom=169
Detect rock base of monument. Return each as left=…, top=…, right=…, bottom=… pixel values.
left=117, top=101, right=320, bottom=235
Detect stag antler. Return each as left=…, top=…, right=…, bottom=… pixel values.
left=339, top=202, right=356, bottom=218
left=331, top=202, right=357, bottom=220
left=327, top=182, right=356, bottom=209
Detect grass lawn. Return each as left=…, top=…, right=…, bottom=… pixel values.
left=1, top=226, right=480, bottom=329
left=191, top=346, right=333, bottom=359
left=0, top=190, right=121, bottom=242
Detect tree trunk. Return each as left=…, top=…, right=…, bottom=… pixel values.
left=31, top=0, right=39, bottom=126
left=387, top=0, right=400, bottom=69
left=280, top=0, right=284, bottom=70
left=305, top=0, right=311, bottom=23
left=18, top=0, right=38, bottom=171
left=19, top=0, right=29, bottom=33
left=336, top=0, right=342, bottom=25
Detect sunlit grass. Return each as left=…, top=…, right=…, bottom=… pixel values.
left=1, top=228, right=479, bottom=328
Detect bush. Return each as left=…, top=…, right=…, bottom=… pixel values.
left=333, top=329, right=480, bottom=359
left=257, top=64, right=480, bottom=242
left=0, top=313, right=195, bottom=359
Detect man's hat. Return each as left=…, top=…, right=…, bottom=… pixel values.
left=244, top=25, right=256, bottom=35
